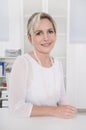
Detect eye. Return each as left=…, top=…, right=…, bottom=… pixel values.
left=36, top=31, right=42, bottom=36
left=48, top=30, right=54, bottom=34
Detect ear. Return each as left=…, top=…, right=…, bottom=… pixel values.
left=28, top=35, right=32, bottom=44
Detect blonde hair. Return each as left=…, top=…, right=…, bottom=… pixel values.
left=27, top=12, right=56, bottom=36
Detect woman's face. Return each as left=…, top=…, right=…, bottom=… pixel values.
left=29, top=18, right=56, bottom=55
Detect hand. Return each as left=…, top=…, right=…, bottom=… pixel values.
left=54, top=105, right=77, bottom=119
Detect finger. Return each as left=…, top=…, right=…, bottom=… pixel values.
left=64, top=112, right=76, bottom=119
left=66, top=106, right=77, bottom=113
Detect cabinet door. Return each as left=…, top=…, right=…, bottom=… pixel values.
left=67, top=0, right=86, bottom=108
left=48, top=0, right=67, bottom=16
left=24, top=0, right=42, bottom=14
left=0, top=0, right=9, bottom=41
left=69, top=0, right=86, bottom=43
left=0, top=0, right=23, bottom=56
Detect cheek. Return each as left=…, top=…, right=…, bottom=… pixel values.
left=52, top=36, right=56, bottom=42
left=35, top=37, right=42, bottom=43
left=51, top=33, right=56, bottom=40
left=33, top=38, right=41, bottom=46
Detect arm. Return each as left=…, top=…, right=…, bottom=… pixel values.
left=9, top=56, right=33, bottom=117
left=31, top=105, right=77, bottom=119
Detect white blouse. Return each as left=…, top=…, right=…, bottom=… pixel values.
left=9, top=53, right=67, bottom=117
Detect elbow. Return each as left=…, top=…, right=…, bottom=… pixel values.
left=9, top=102, right=33, bottom=118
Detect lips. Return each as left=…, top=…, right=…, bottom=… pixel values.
left=41, top=42, right=51, bottom=47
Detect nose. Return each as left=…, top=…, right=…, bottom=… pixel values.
left=43, top=33, right=49, bottom=41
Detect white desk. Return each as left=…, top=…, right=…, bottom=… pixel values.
left=0, top=108, right=86, bottom=130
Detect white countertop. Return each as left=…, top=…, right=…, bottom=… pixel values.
left=0, top=108, right=86, bottom=130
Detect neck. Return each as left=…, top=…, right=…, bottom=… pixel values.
left=33, top=50, right=53, bottom=67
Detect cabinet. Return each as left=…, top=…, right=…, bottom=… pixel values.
left=66, top=0, right=86, bottom=108
left=0, top=0, right=23, bottom=57
left=23, top=0, right=67, bottom=79
left=69, top=0, right=86, bottom=43
left=0, top=0, right=23, bottom=107
left=0, top=57, right=16, bottom=108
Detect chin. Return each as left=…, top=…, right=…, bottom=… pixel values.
left=41, top=49, right=52, bottom=55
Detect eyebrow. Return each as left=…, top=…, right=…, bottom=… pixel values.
left=34, top=28, right=54, bottom=33
left=34, top=30, right=42, bottom=33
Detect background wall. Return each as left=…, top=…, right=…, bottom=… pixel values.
left=67, top=44, right=86, bottom=108
left=66, top=0, right=86, bottom=108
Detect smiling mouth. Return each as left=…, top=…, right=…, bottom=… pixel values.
left=41, top=42, right=51, bottom=47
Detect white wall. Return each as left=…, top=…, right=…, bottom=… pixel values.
left=66, top=0, right=86, bottom=108
left=67, top=44, right=86, bottom=108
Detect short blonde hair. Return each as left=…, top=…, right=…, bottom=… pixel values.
left=27, top=12, right=56, bottom=36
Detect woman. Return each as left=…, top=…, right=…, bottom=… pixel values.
left=9, top=12, right=77, bottom=118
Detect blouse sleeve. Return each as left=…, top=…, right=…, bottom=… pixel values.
left=8, top=56, right=33, bottom=117
left=58, top=61, right=68, bottom=105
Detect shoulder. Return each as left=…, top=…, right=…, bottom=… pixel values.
left=54, top=57, right=62, bottom=67
left=14, top=53, right=29, bottom=63
left=53, top=57, right=64, bottom=72
left=13, top=53, right=30, bottom=68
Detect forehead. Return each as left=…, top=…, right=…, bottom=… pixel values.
left=34, top=18, right=53, bottom=31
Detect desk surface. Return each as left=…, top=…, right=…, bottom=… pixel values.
left=0, top=108, right=86, bottom=130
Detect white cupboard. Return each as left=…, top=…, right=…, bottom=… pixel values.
left=0, top=0, right=24, bottom=57
left=0, top=0, right=23, bottom=107
left=66, top=0, right=86, bottom=108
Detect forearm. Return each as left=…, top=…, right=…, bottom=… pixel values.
left=31, top=105, right=56, bottom=117
left=30, top=105, right=77, bottom=118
